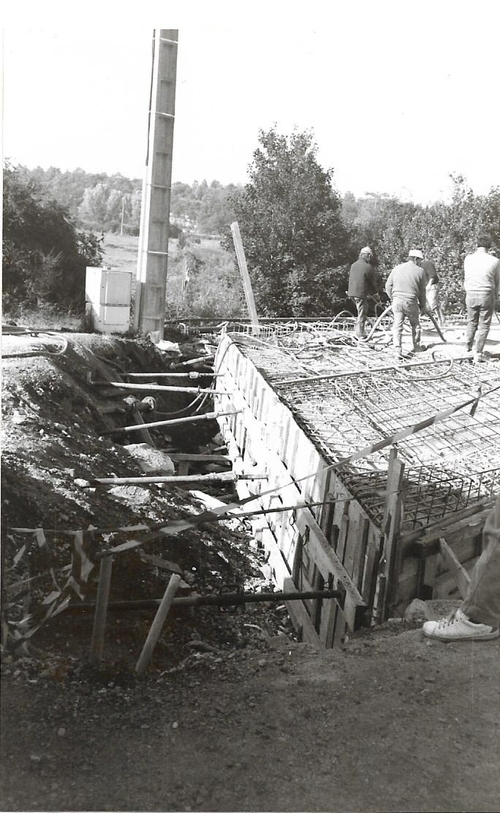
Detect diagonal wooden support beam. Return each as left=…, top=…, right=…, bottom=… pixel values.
left=438, top=537, right=471, bottom=598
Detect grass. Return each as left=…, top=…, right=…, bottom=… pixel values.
left=103, top=232, right=246, bottom=320
left=102, top=232, right=140, bottom=273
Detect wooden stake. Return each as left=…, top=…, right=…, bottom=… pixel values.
left=90, top=555, right=113, bottom=664
left=135, top=573, right=181, bottom=676
left=231, top=222, right=260, bottom=333
left=438, top=538, right=471, bottom=598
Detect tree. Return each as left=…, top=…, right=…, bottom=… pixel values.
left=2, top=163, right=103, bottom=313
left=225, top=127, right=350, bottom=316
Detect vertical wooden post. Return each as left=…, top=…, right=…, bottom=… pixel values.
left=230, top=222, right=260, bottom=333
left=90, top=555, right=114, bottom=664
left=377, top=449, right=405, bottom=621
left=135, top=573, right=181, bottom=676
left=135, top=29, right=178, bottom=341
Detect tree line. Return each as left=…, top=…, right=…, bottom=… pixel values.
left=3, top=129, right=499, bottom=317
left=6, top=165, right=240, bottom=236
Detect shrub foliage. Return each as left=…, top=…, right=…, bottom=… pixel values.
left=3, top=163, right=103, bottom=313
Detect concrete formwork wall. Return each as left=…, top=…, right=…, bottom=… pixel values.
left=215, top=335, right=383, bottom=646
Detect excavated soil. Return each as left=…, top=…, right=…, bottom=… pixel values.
left=1, top=330, right=500, bottom=813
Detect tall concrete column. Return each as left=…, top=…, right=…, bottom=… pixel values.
left=135, top=29, right=178, bottom=341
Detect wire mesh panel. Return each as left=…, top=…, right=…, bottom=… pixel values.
left=226, top=326, right=500, bottom=530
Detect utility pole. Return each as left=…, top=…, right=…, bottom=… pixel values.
left=120, top=197, right=125, bottom=236
left=134, top=29, right=178, bottom=341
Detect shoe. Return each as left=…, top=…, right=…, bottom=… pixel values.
left=474, top=352, right=486, bottom=363
left=422, top=608, right=499, bottom=642
left=394, top=352, right=403, bottom=363
left=413, top=344, right=426, bottom=353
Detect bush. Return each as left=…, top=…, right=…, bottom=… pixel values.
left=3, top=163, right=104, bottom=312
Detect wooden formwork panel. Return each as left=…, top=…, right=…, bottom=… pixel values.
left=215, top=336, right=372, bottom=646
left=416, top=514, right=486, bottom=603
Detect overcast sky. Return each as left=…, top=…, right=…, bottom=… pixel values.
left=2, top=0, right=500, bottom=203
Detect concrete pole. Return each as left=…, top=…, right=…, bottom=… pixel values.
left=135, top=29, right=178, bottom=342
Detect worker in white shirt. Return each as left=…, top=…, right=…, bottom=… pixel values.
left=463, top=234, right=500, bottom=362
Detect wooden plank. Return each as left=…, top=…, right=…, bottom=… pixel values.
left=320, top=589, right=337, bottom=647
left=438, top=538, right=471, bottom=599
left=260, top=527, right=291, bottom=588
left=90, top=555, right=113, bottom=664
left=361, top=536, right=381, bottom=617
left=393, top=557, right=422, bottom=604
left=342, top=513, right=359, bottom=584
left=353, top=516, right=370, bottom=593
left=167, top=453, right=230, bottom=464
left=135, top=574, right=182, bottom=676
left=380, top=451, right=405, bottom=620
left=333, top=611, right=347, bottom=647
left=311, top=567, right=325, bottom=631
left=283, top=577, right=322, bottom=648
left=230, top=222, right=260, bottom=330
left=433, top=557, right=478, bottom=600
left=434, top=533, right=483, bottom=575
left=402, top=504, right=493, bottom=553
left=336, top=513, right=350, bottom=561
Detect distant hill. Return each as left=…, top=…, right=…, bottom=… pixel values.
left=8, top=165, right=241, bottom=236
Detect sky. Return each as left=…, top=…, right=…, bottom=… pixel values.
left=2, top=0, right=500, bottom=204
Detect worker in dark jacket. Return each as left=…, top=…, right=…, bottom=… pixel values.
left=385, top=249, right=427, bottom=360
left=347, top=246, right=379, bottom=339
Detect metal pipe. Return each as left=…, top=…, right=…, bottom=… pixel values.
left=279, top=355, right=463, bottom=386
left=67, top=588, right=342, bottom=613
left=88, top=471, right=266, bottom=487
left=96, top=381, right=225, bottom=394
left=101, top=409, right=240, bottom=435
left=126, top=372, right=220, bottom=378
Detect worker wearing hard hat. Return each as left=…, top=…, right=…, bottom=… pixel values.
left=347, top=246, right=379, bottom=340
left=385, top=249, right=427, bottom=361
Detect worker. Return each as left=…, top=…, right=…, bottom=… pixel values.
left=385, top=249, right=427, bottom=361
left=347, top=246, right=379, bottom=340
left=423, top=494, right=500, bottom=641
left=463, top=233, right=500, bottom=363
left=422, top=256, right=444, bottom=327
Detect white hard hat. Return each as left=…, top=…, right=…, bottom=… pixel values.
left=408, top=249, right=424, bottom=259
left=360, top=246, right=373, bottom=256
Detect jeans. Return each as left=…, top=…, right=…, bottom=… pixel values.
left=392, top=296, right=421, bottom=350
left=352, top=297, right=368, bottom=338
left=462, top=496, right=500, bottom=626
left=465, top=291, right=495, bottom=353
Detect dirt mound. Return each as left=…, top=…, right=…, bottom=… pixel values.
left=1, top=331, right=293, bottom=672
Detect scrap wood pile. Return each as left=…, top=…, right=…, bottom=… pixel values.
left=1, top=329, right=294, bottom=676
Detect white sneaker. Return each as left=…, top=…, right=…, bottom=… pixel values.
left=474, top=352, right=487, bottom=363
left=422, top=608, right=499, bottom=642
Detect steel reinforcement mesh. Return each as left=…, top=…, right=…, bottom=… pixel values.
left=230, top=335, right=500, bottom=529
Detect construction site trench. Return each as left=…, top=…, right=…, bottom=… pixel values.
left=1, top=328, right=500, bottom=813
